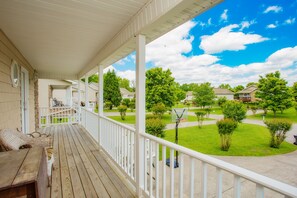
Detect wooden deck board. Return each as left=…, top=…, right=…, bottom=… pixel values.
left=44, top=124, right=135, bottom=198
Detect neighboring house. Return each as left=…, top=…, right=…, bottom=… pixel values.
left=120, top=88, right=135, bottom=99
left=184, top=91, right=193, bottom=102
left=72, top=82, right=98, bottom=107
left=38, top=79, right=73, bottom=108
left=213, top=88, right=234, bottom=100
left=238, top=85, right=258, bottom=102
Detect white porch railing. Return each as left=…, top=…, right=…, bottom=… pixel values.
left=80, top=107, right=297, bottom=198
left=39, top=106, right=79, bottom=127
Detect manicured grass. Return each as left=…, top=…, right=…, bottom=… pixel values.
left=108, top=114, right=202, bottom=125
left=162, top=123, right=297, bottom=156
left=189, top=106, right=223, bottom=115
left=248, top=107, right=297, bottom=123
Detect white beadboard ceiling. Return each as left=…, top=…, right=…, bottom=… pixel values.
left=0, top=0, right=222, bottom=79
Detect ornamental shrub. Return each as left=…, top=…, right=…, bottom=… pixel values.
left=146, top=118, right=166, bottom=137
left=264, top=119, right=292, bottom=148
left=217, top=97, right=227, bottom=107
left=117, top=105, right=127, bottom=120
left=222, top=101, right=247, bottom=122
left=204, top=108, right=212, bottom=118
left=129, top=98, right=135, bottom=112
left=195, top=111, right=206, bottom=128
left=151, top=103, right=166, bottom=118
left=216, top=118, right=238, bottom=151
left=122, top=98, right=131, bottom=107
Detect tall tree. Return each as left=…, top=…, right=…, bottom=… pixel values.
left=174, top=82, right=186, bottom=102
left=81, top=74, right=98, bottom=83
left=193, top=82, right=215, bottom=108
left=292, top=82, right=297, bottom=102
left=118, top=77, right=133, bottom=92
left=256, top=71, right=292, bottom=116
left=146, top=67, right=176, bottom=110
left=180, top=83, right=199, bottom=92
left=246, top=82, right=258, bottom=88
left=233, top=85, right=244, bottom=92
left=104, top=70, right=122, bottom=109
left=219, top=83, right=232, bottom=90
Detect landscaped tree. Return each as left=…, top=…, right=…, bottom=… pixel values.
left=219, top=83, right=232, bottom=91
left=193, top=82, right=215, bottom=108
left=81, top=74, right=98, bottom=83
left=256, top=71, right=292, bottom=117
left=292, top=82, right=297, bottom=102
left=122, top=98, right=130, bottom=107
left=117, top=105, right=128, bottom=120
left=222, top=101, right=247, bottom=122
left=264, top=119, right=292, bottom=148
left=180, top=83, right=199, bottom=92
left=118, top=77, right=133, bottom=92
left=232, top=85, right=244, bottom=99
left=146, top=67, right=176, bottom=110
left=104, top=70, right=122, bottom=109
left=217, top=118, right=238, bottom=151
left=151, top=102, right=167, bottom=118
left=217, top=96, right=227, bottom=107
left=195, top=111, right=206, bottom=128
left=146, top=117, right=166, bottom=137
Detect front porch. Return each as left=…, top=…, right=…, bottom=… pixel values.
left=41, top=124, right=135, bottom=198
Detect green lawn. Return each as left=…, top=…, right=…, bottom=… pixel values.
left=162, top=123, right=296, bottom=156
left=248, top=107, right=297, bottom=123
left=108, top=114, right=203, bottom=125
left=189, top=106, right=223, bottom=115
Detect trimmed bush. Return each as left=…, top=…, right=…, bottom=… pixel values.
left=195, top=111, right=206, bottom=128
left=122, top=98, right=130, bottom=107
left=146, top=114, right=159, bottom=120
left=217, top=118, right=238, bottom=151
left=264, top=119, right=292, bottom=148
left=104, top=101, right=112, bottom=109
left=151, top=103, right=166, bottom=118
left=223, top=101, right=247, bottom=122
left=117, top=105, right=128, bottom=120
left=204, top=108, right=212, bottom=118
left=217, top=97, right=227, bottom=107
left=146, top=118, right=166, bottom=137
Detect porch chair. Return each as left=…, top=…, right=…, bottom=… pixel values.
left=0, top=129, right=54, bottom=186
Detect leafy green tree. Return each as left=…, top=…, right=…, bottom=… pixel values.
left=129, top=98, right=135, bottom=112
left=122, top=98, right=130, bottom=107
left=233, top=85, right=244, bottom=92
left=256, top=71, right=292, bottom=117
left=219, top=84, right=232, bottom=90
left=265, top=119, right=292, bottom=148
left=292, top=82, right=297, bottom=102
left=151, top=103, right=167, bottom=118
left=217, top=97, right=227, bottom=107
left=195, top=111, right=206, bottom=128
left=246, top=82, right=258, bottom=88
left=176, top=88, right=186, bottom=102
left=193, top=82, right=215, bottom=108
left=217, top=118, right=238, bottom=151
left=104, top=70, right=122, bottom=109
left=180, top=83, right=199, bottom=92
left=118, top=77, right=133, bottom=92
left=146, top=118, right=166, bottom=137
left=222, top=101, right=247, bottom=122
left=81, top=74, right=98, bottom=83
left=118, top=105, right=127, bottom=120
left=146, top=67, right=176, bottom=110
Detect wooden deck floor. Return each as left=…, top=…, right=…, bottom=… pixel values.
left=41, top=124, right=135, bottom=198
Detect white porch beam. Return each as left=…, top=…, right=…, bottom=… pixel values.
left=135, top=34, right=146, bottom=196
left=78, top=78, right=81, bottom=123
left=98, top=65, right=104, bottom=147
left=78, top=0, right=222, bottom=78
left=85, top=75, right=89, bottom=108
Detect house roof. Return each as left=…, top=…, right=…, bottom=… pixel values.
left=0, top=0, right=222, bottom=79
left=120, top=88, right=134, bottom=96
left=213, top=88, right=234, bottom=95
left=238, top=85, right=258, bottom=94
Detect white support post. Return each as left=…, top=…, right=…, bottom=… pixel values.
left=85, top=74, right=89, bottom=109
left=135, top=34, right=146, bottom=197
left=98, top=65, right=104, bottom=148
left=78, top=79, right=81, bottom=123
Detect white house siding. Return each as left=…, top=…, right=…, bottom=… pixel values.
left=0, top=30, right=35, bottom=132
left=216, top=94, right=234, bottom=100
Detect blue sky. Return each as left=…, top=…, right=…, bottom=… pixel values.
left=107, top=0, right=297, bottom=87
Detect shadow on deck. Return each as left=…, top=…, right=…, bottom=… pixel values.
left=41, top=124, right=135, bottom=198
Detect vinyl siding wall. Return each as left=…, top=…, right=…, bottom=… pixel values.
left=0, top=30, right=35, bottom=132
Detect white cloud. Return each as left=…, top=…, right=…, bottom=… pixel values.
left=199, top=24, right=268, bottom=54
left=263, top=6, right=283, bottom=14
left=239, top=20, right=255, bottom=31
left=284, top=18, right=296, bottom=25
left=207, top=18, right=212, bottom=25
left=267, top=24, right=277, bottom=29
left=220, top=9, right=228, bottom=22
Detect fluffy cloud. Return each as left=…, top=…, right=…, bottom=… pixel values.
left=267, top=24, right=277, bottom=29
left=263, top=6, right=283, bottom=14
left=112, top=22, right=297, bottom=87
left=199, top=24, right=268, bottom=54
left=284, top=18, right=296, bottom=25
left=220, top=9, right=228, bottom=22
left=239, top=20, right=255, bottom=31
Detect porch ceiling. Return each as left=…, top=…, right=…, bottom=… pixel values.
left=0, top=0, right=222, bottom=80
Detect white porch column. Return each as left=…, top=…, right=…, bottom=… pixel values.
left=135, top=34, right=146, bottom=196
left=78, top=79, right=81, bottom=124
left=98, top=65, right=104, bottom=147
left=85, top=75, right=89, bottom=108
left=66, top=86, right=72, bottom=107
